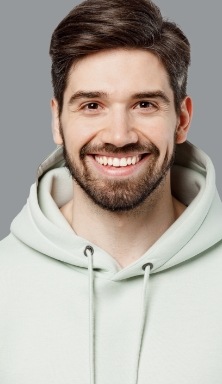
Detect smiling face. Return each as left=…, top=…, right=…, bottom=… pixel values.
left=52, top=49, right=192, bottom=211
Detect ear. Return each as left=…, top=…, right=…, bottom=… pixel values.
left=176, top=96, right=193, bottom=144
left=51, top=98, right=63, bottom=145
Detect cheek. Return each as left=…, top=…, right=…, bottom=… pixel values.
left=63, top=114, right=101, bottom=146
left=139, top=119, right=176, bottom=150
left=141, top=123, right=176, bottom=164
left=60, top=123, right=89, bottom=155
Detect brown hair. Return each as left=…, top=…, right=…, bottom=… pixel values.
left=49, top=0, right=190, bottom=116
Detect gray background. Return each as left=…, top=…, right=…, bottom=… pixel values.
left=0, top=1, right=221, bottom=239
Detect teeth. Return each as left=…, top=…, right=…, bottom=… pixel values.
left=120, top=158, right=127, bottom=167
left=113, top=158, right=120, bottom=167
left=132, top=157, right=136, bottom=165
left=95, top=155, right=141, bottom=167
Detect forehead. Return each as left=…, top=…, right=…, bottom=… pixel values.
left=66, top=49, right=173, bottom=99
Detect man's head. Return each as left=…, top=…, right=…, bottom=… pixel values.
left=49, top=0, right=190, bottom=117
left=50, top=0, right=192, bottom=212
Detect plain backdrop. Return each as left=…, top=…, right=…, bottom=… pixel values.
left=0, top=1, right=221, bottom=239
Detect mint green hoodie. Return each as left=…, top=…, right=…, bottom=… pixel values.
left=1, top=141, right=222, bottom=384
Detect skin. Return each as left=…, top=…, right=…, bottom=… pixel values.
left=51, top=49, right=192, bottom=268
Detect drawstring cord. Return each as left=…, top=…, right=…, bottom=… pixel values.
left=134, top=262, right=153, bottom=384
left=84, top=245, right=153, bottom=384
left=84, top=246, right=95, bottom=384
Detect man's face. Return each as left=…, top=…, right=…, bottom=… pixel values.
left=52, top=49, right=190, bottom=211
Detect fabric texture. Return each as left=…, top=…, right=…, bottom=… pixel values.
left=1, top=141, right=222, bottom=384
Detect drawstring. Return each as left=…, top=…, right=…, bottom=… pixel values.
left=84, top=245, right=153, bottom=384
left=84, top=246, right=95, bottom=384
left=134, top=262, right=153, bottom=384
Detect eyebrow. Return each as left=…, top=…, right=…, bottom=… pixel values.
left=68, top=90, right=170, bottom=105
left=132, top=91, right=170, bottom=104
left=68, top=91, right=108, bottom=105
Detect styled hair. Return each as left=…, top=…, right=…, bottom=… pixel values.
left=49, top=0, right=190, bottom=116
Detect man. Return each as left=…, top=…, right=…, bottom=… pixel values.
left=1, top=0, right=222, bottom=383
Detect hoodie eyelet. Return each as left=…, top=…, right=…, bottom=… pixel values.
left=84, top=245, right=94, bottom=257
left=142, top=262, right=153, bottom=271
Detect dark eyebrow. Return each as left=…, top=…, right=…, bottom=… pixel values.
left=68, top=91, right=108, bottom=105
left=132, top=91, right=170, bottom=104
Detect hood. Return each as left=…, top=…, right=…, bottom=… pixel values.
left=11, top=141, right=222, bottom=280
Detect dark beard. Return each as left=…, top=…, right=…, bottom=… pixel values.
left=61, top=136, right=176, bottom=212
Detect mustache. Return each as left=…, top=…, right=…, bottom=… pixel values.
left=80, top=142, right=160, bottom=159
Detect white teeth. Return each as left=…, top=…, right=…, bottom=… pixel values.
left=132, top=156, right=136, bottom=165
left=120, top=158, right=127, bottom=167
left=95, top=155, right=141, bottom=167
left=113, top=158, right=120, bottom=167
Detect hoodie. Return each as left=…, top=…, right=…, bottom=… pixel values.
left=0, top=141, right=222, bottom=384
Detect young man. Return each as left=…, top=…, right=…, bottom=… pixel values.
left=1, top=0, right=222, bottom=383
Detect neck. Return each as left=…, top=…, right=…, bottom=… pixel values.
left=61, top=174, right=186, bottom=268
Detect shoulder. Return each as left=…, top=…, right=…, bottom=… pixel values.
left=0, top=234, right=36, bottom=269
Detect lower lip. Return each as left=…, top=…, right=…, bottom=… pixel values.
left=86, top=155, right=151, bottom=177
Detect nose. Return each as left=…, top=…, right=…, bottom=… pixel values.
left=99, top=108, right=139, bottom=147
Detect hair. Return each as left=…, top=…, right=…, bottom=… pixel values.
left=49, top=0, right=190, bottom=116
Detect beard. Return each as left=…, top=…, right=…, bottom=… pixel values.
left=61, top=130, right=176, bottom=212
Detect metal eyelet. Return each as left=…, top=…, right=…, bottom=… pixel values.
left=84, top=245, right=94, bottom=257
left=142, top=262, right=153, bottom=271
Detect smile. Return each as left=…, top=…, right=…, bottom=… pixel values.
left=95, top=155, right=142, bottom=167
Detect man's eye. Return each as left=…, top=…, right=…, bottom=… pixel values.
left=84, top=102, right=99, bottom=110
left=138, top=101, right=154, bottom=109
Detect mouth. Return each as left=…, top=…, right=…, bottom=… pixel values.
left=94, top=154, right=148, bottom=168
